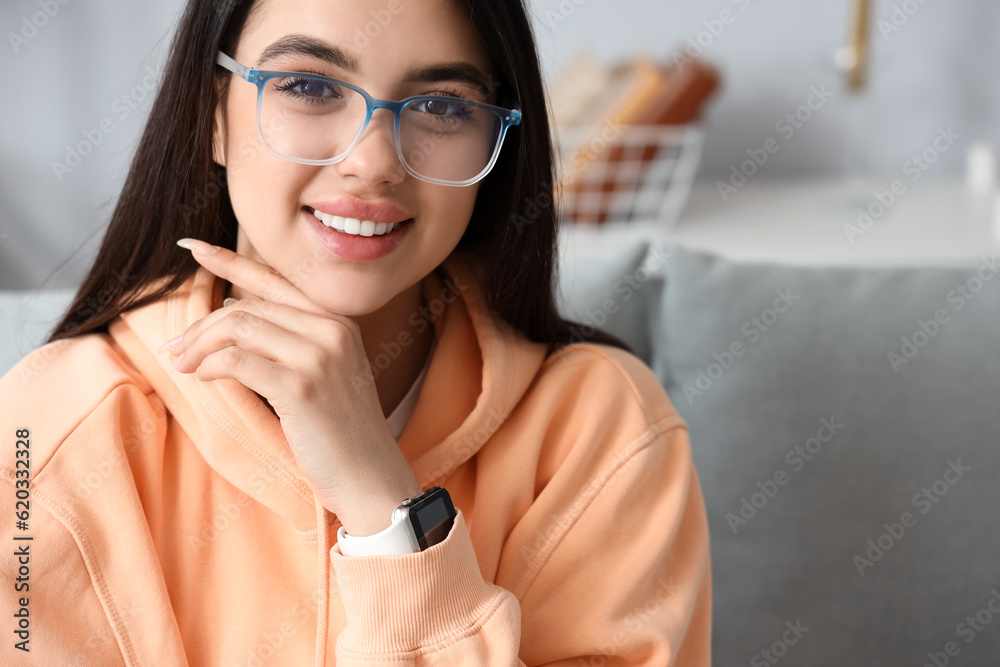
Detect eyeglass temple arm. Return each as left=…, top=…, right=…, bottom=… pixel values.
left=216, top=51, right=253, bottom=81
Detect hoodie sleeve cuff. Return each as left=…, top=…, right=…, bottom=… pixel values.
left=329, top=507, right=510, bottom=652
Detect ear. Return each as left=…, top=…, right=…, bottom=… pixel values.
left=212, top=79, right=228, bottom=168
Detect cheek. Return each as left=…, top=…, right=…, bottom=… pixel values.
left=223, top=113, right=309, bottom=236
left=226, top=163, right=286, bottom=237
left=222, top=92, right=267, bottom=170
left=425, top=188, right=479, bottom=241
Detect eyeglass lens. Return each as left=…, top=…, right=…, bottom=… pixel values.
left=258, top=74, right=504, bottom=183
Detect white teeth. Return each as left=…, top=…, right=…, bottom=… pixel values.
left=311, top=209, right=404, bottom=236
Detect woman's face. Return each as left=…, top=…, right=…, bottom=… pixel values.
left=213, top=0, right=496, bottom=316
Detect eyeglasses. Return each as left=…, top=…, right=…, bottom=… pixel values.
left=215, top=51, right=522, bottom=187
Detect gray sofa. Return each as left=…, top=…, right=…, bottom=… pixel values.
left=4, top=234, right=999, bottom=664
left=557, top=227, right=1000, bottom=665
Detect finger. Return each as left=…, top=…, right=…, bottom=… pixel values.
left=169, top=294, right=325, bottom=356
left=177, top=238, right=325, bottom=315
left=174, top=308, right=312, bottom=374
left=192, top=345, right=295, bottom=402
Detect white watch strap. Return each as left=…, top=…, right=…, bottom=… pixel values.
left=336, top=510, right=419, bottom=557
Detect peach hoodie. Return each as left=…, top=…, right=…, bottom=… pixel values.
left=0, top=249, right=711, bottom=665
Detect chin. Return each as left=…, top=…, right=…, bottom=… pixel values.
left=301, top=285, right=394, bottom=319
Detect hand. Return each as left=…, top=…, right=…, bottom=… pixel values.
left=164, top=238, right=422, bottom=535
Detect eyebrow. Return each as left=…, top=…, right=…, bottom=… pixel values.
left=256, top=34, right=494, bottom=99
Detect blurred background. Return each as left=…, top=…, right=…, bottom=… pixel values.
left=2, top=0, right=999, bottom=288
left=4, top=3, right=1000, bottom=664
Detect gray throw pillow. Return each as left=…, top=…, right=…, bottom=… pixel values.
left=655, top=245, right=1000, bottom=665
left=555, top=221, right=666, bottom=364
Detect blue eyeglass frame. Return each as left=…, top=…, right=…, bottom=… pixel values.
left=215, top=51, right=522, bottom=187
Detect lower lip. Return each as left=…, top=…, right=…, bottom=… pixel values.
left=305, top=208, right=413, bottom=260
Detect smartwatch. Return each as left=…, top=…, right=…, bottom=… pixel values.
left=337, top=486, right=456, bottom=557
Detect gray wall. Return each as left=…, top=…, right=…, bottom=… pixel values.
left=2, top=0, right=996, bottom=289
left=532, top=0, right=999, bottom=182
left=1, top=0, right=180, bottom=289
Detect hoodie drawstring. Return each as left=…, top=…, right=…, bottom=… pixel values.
left=314, top=496, right=331, bottom=666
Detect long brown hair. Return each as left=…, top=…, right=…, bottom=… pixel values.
left=44, top=0, right=635, bottom=360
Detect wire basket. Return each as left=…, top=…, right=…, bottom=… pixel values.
left=553, top=123, right=705, bottom=227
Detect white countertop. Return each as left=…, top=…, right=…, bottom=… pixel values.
left=572, top=178, right=1000, bottom=269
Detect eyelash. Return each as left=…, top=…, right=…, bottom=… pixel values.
left=430, top=88, right=466, bottom=99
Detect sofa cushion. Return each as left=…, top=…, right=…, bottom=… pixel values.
left=655, top=245, right=1000, bottom=665
left=555, top=221, right=664, bottom=364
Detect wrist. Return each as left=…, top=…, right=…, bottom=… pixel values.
left=338, top=478, right=423, bottom=537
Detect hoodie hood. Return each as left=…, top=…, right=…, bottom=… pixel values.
left=107, top=248, right=549, bottom=665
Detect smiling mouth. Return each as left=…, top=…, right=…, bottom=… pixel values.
left=305, top=206, right=413, bottom=237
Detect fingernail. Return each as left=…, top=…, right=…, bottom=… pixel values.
left=159, top=334, right=183, bottom=353
left=177, top=238, right=219, bottom=256
left=173, top=352, right=185, bottom=369
left=224, top=298, right=238, bottom=307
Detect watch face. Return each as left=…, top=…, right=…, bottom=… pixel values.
left=408, top=487, right=456, bottom=550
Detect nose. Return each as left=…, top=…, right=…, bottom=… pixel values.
left=335, top=107, right=407, bottom=186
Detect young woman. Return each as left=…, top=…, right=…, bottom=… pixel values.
left=0, top=0, right=711, bottom=664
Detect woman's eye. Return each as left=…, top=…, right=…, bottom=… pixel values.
left=423, top=98, right=452, bottom=116
left=415, top=96, right=473, bottom=119
left=277, top=77, right=338, bottom=100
